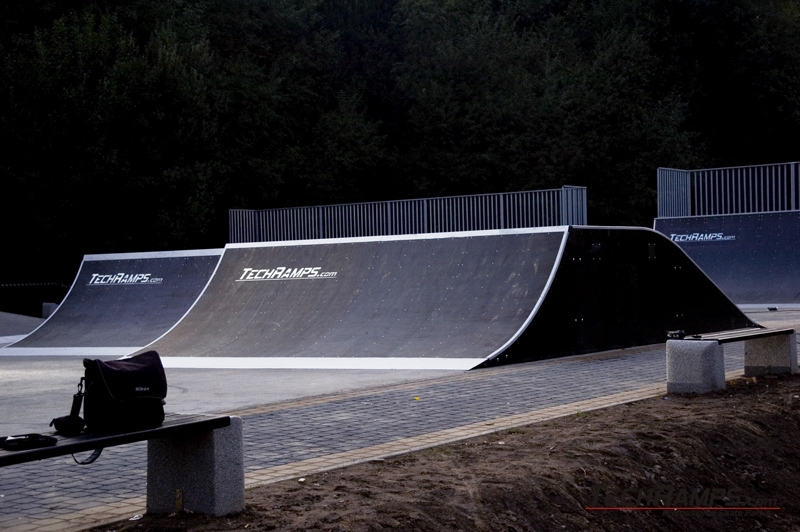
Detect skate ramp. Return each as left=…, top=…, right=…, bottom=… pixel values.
left=2, top=249, right=222, bottom=356
left=140, top=227, right=754, bottom=370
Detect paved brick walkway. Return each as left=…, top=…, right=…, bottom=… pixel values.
left=0, top=341, right=754, bottom=532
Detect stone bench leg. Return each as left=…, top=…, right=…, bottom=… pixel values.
left=666, top=340, right=725, bottom=394
left=744, top=333, right=798, bottom=377
left=147, top=416, right=244, bottom=516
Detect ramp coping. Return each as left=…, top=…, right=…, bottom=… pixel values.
left=226, top=226, right=569, bottom=249
left=84, top=248, right=223, bottom=261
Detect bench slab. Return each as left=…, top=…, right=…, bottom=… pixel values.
left=0, top=414, right=231, bottom=467
left=688, top=327, right=795, bottom=344
left=0, top=414, right=245, bottom=517
left=666, top=327, right=797, bottom=391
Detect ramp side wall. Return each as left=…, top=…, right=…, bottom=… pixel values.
left=654, top=211, right=800, bottom=305
left=484, top=226, right=757, bottom=366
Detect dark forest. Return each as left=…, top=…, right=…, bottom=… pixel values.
left=2, top=0, right=799, bottom=308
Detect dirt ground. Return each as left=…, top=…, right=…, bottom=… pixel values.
left=93, top=374, right=800, bottom=532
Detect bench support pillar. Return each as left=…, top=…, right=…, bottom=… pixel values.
left=666, top=340, right=725, bottom=394
left=744, top=332, right=798, bottom=376
left=146, top=416, right=244, bottom=516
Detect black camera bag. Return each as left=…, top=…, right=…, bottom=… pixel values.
left=82, top=350, right=167, bottom=433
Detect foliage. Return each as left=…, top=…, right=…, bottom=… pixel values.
left=1, top=0, right=799, bottom=283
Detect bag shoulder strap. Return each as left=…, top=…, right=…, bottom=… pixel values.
left=73, top=448, right=103, bottom=465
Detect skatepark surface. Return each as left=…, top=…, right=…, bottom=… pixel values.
left=0, top=312, right=43, bottom=347
left=0, top=308, right=795, bottom=532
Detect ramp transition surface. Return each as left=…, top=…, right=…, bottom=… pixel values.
left=142, top=227, right=755, bottom=370
left=2, top=249, right=222, bottom=356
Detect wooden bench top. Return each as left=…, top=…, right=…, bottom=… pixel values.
left=0, top=414, right=231, bottom=467
left=685, top=327, right=795, bottom=344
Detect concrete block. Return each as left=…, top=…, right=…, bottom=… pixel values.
left=146, top=416, right=244, bottom=516
left=666, top=340, right=725, bottom=394
left=744, top=332, right=798, bottom=376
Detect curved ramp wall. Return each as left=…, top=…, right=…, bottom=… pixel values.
left=2, top=249, right=223, bottom=357
left=142, top=229, right=566, bottom=370
left=144, top=227, right=755, bottom=370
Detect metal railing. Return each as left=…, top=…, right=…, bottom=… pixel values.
left=229, top=186, right=587, bottom=243
left=657, top=162, right=800, bottom=218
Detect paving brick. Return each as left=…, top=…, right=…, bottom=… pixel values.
left=0, top=343, right=758, bottom=532
left=3, top=523, right=38, bottom=532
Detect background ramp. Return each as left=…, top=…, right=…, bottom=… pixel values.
left=2, top=249, right=222, bottom=356
left=142, top=229, right=566, bottom=369
left=654, top=212, right=800, bottom=308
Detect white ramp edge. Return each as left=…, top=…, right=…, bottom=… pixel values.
left=160, top=357, right=481, bottom=371
left=0, top=349, right=481, bottom=370
left=0, top=335, right=28, bottom=345
left=0, top=347, right=141, bottom=357
left=738, top=303, right=800, bottom=311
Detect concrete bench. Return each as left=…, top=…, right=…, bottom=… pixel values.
left=0, top=414, right=244, bottom=516
left=666, top=327, right=797, bottom=394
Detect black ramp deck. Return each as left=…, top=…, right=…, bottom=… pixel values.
left=2, top=249, right=222, bottom=356
left=142, top=229, right=566, bottom=369
left=654, top=211, right=800, bottom=306
left=144, top=226, right=754, bottom=370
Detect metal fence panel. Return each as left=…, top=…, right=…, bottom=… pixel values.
left=657, top=162, right=800, bottom=218
left=229, top=186, right=587, bottom=243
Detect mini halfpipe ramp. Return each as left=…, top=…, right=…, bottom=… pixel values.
left=140, top=227, right=755, bottom=370
left=2, top=249, right=222, bottom=356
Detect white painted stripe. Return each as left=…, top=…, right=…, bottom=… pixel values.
left=0, top=347, right=140, bottom=357
left=160, top=357, right=480, bottom=371
left=0, top=335, right=28, bottom=344
left=738, top=304, right=800, bottom=310
left=227, top=226, right=568, bottom=249
left=84, top=248, right=223, bottom=261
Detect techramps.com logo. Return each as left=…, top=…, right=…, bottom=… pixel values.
left=88, top=273, right=163, bottom=285
left=585, top=483, right=779, bottom=513
left=237, top=267, right=338, bottom=281
left=669, top=232, right=736, bottom=243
